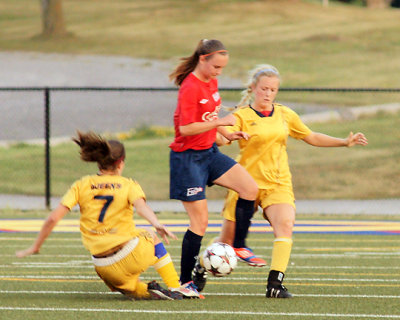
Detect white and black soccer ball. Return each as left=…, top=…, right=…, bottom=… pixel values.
left=202, top=242, right=237, bottom=277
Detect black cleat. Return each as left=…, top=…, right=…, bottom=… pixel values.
left=191, top=256, right=207, bottom=292
left=266, top=284, right=293, bottom=298
left=147, top=281, right=183, bottom=300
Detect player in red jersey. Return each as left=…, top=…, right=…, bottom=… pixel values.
left=169, top=39, right=264, bottom=293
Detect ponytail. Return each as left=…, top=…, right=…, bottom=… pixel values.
left=73, top=131, right=125, bottom=171
left=169, top=39, right=228, bottom=86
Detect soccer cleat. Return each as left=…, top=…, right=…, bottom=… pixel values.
left=234, top=247, right=267, bottom=267
left=172, top=281, right=204, bottom=299
left=266, top=284, right=293, bottom=298
left=147, top=281, right=183, bottom=300
left=191, top=256, right=207, bottom=292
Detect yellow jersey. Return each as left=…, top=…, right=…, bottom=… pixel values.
left=227, top=104, right=312, bottom=190
left=61, top=174, right=145, bottom=255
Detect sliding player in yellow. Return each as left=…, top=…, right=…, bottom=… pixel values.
left=217, top=65, right=368, bottom=298
left=16, top=131, right=200, bottom=300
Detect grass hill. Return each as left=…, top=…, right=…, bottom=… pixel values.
left=1, top=0, right=399, bottom=88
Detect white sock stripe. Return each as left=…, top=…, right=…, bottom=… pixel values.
left=273, top=238, right=293, bottom=244
left=154, top=254, right=172, bottom=270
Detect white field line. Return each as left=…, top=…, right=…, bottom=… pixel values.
left=0, top=306, right=399, bottom=318
left=2, top=257, right=400, bottom=270
left=1, top=275, right=399, bottom=283
left=0, top=290, right=399, bottom=299
left=2, top=251, right=399, bottom=257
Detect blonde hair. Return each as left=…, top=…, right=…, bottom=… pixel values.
left=169, top=39, right=228, bottom=86
left=72, top=131, right=125, bottom=171
left=237, top=64, right=281, bottom=108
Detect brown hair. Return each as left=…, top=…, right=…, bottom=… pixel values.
left=169, top=39, right=228, bottom=86
left=72, top=131, right=125, bottom=171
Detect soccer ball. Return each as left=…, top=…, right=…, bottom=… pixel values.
left=202, top=242, right=237, bottom=277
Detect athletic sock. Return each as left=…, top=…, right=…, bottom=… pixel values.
left=233, top=198, right=255, bottom=248
left=267, top=269, right=285, bottom=288
left=270, top=237, right=293, bottom=273
left=180, top=229, right=203, bottom=284
left=127, top=281, right=150, bottom=300
left=153, top=243, right=180, bottom=288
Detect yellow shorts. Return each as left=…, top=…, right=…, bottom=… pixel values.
left=222, top=186, right=295, bottom=221
left=92, top=230, right=157, bottom=298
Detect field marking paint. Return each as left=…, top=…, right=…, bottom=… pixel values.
left=0, top=306, right=399, bottom=318
left=3, top=237, right=400, bottom=242
left=1, top=274, right=399, bottom=282
left=2, top=218, right=399, bottom=234
left=1, top=290, right=399, bottom=299
left=1, top=277, right=400, bottom=288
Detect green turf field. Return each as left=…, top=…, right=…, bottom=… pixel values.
left=1, top=212, right=399, bottom=320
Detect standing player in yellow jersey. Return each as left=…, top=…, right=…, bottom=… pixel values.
left=217, top=64, right=368, bottom=298
left=16, top=131, right=200, bottom=300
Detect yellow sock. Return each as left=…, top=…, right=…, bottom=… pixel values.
left=132, top=281, right=151, bottom=300
left=154, top=253, right=180, bottom=288
left=270, top=237, right=293, bottom=273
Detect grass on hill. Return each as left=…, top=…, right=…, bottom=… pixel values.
left=0, top=0, right=400, bottom=98
left=0, top=111, right=399, bottom=200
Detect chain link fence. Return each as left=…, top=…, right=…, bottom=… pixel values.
left=0, top=87, right=399, bottom=208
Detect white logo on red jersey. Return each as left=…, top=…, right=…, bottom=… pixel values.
left=212, top=92, right=220, bottom=102
left=201, top=104, right=221, bottom=122
left=199, top=99, right=209, bottom=104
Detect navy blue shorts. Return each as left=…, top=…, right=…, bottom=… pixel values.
left=170, top=144, right=237, bottom=201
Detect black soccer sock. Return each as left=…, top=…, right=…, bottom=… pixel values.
left=233, top=197, right=255, bottom=248
left=180, top=229, right=203, bottom=284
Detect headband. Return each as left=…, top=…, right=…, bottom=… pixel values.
left=114, top=155, right=125, bottom=166
left=254, top=68, right=279, bottom=79
left=201, top=50, right=228, bottom=58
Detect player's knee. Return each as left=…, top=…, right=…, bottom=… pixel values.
left=277, top=218, right=294, bottom=236
left=238, top=182, right=258, bottom=200
left=189, top=218, right=208, bottom=235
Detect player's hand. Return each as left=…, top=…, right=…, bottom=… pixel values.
left=154, top=224, right=177, bottom=245
left=16, top=246, right=39, bottom=258
left=346, top=132, right=368, bottom=147
left=227, top=131, right=250, bottom=141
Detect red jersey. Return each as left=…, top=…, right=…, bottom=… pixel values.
left=169, top=73, right=221, bottom=152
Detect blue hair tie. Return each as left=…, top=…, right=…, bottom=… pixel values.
left=254, top=68, right=278, bottom=79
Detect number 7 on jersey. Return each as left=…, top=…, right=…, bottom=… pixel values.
left=94, top=195, right=114, bottom=222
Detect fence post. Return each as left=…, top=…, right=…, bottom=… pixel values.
left=44, top=87, right=51, bottom=210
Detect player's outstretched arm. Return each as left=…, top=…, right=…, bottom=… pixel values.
left=134, top=198, right=177, bottom=244
left=15, top=204, right=70, bottom=258
left=303, top=131, right=368, bottom=147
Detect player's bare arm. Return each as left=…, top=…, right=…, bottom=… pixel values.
left=179, top=114, right=236, bottom=136
left=134, top=198, right=177, bottom=244
left=16, top=204, right=70, bottom=258
left=303, top=131, right=368, bottom=147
